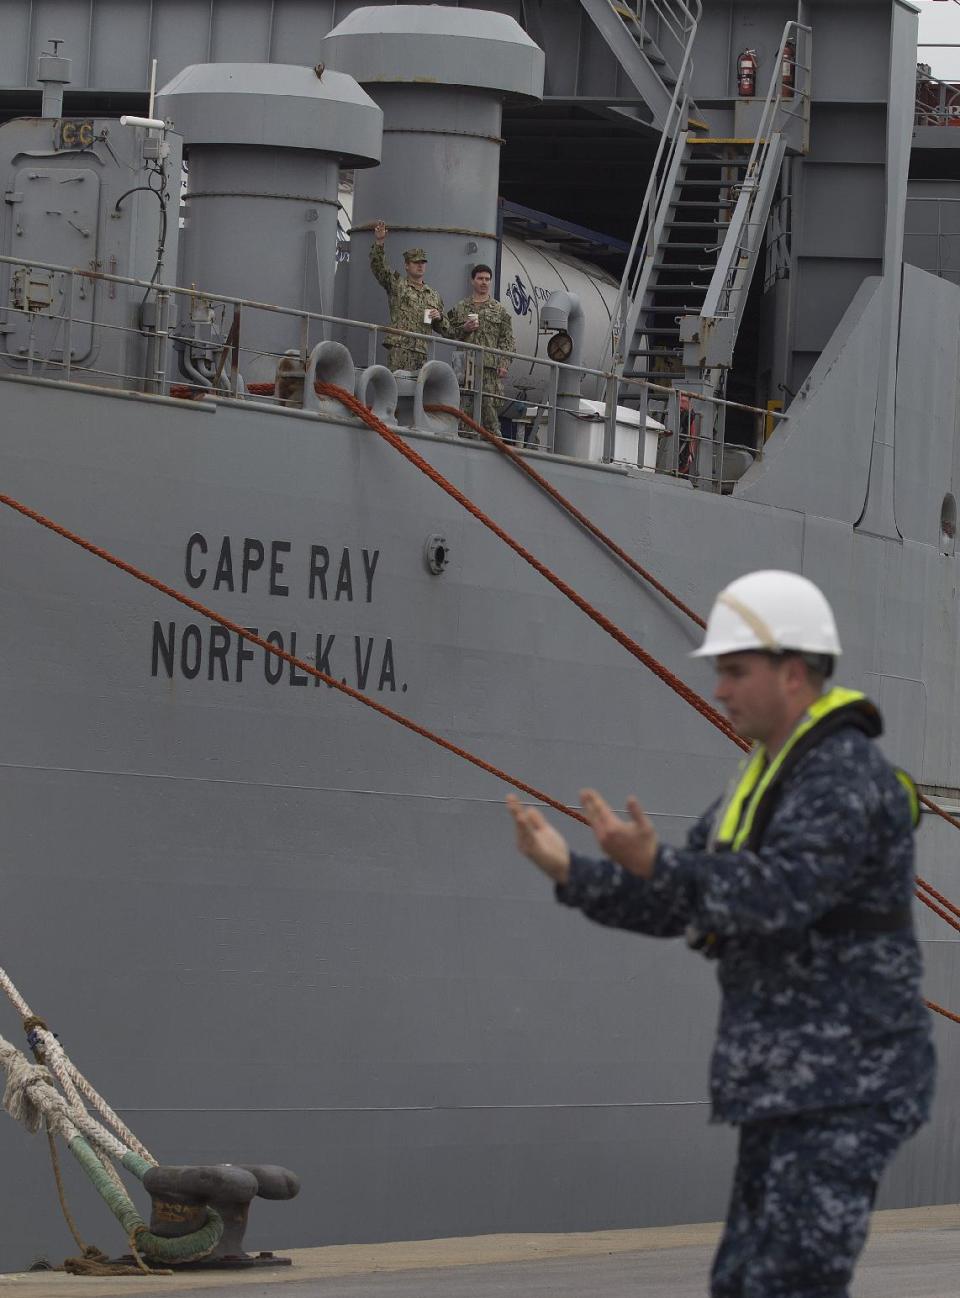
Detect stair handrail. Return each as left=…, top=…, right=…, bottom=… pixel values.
left=606, top=0, right=703, bottom=373
left=700, top=20, right=813, bottom=324
left=582, top=0, right=700, bottom=122
left=634, top=0, right=700, bottom=64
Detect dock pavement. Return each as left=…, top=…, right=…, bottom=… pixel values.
left=1, top=1205, right=957, bottom=1297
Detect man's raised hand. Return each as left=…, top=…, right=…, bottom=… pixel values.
left=580, top=790, right=658, bottom=879
left=506, top=795, right=571, bottom=884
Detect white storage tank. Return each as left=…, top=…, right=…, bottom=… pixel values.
left=497, top=237, right=618, bottom=401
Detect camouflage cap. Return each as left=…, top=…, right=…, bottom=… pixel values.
left=403, top=247, right=428, bottom=263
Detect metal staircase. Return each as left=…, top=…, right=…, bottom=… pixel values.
left=578, top=0, right=704, bottom=133
left=624, top=137, right=759, bottom=389
left=606, top=21, right=812, bottom=482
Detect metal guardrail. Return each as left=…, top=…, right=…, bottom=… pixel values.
left=915, top=66, right=960, bottom=127
left=0, top=251, right=786, bottom=492
left=634, top=0, right=700, bottom=54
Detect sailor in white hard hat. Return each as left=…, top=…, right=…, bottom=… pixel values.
left=691, top=568, right=842, bottom=756
left=507, top=569, right=934, bottom=1298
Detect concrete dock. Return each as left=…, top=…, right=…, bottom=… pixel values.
left=0, top=1206, right=957, bottom=1297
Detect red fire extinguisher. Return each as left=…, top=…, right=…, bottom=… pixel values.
left=737, top=49, right=758, bottom=98
left=781, top=39, right=796, bottom=99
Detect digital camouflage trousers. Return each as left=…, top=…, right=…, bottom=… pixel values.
left=710, top=1105, right=911, bottom=1298
left=461, top=371, right=504, bottom=438
left=384, top=342, right=428, bottom=373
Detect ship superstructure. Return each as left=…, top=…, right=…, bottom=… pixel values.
left=0, top=0, right=958, bottom=1273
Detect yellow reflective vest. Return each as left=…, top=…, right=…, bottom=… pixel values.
left=709, top=687, right=919, bottom=855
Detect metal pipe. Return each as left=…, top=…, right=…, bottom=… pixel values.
left=37, top=38, right=72, bottom=117
left=153, top=288, right=170, bottom=392
left=230, top=304, right=241, bottom=397
left=63, top=273, right=74, bottom=382
left=120, top=115, right=165, bottom=130
left=545, top=365, right=559, bottom=454
left=602, top=372, right=618, bottom=463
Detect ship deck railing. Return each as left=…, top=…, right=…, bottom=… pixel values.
left=0, top=252, right=787, bottom=495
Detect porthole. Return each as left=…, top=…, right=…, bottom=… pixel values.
left=424, top=534, right=449, bottom=575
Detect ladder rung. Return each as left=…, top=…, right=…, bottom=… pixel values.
left=624, top=370, right=683, bottom=380
left=679, top=179, right=744, bottom=187
left=628, top=349, right=682, bottom=358
left=642, top=327, right=683, bottom=335
left=651, top=285, right=708, bottom=294
left=653, top=262, right=711, bottom=270
left=689, top=137, right=758, bottom=146
left=672, top=200, right=737, bottom=208
left=664, top=221, right=723, bottom=228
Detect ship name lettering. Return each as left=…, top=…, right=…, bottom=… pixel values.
left=183, top=533, right=379, bottom=602
left=151, top=622, right=402, bottom=693
left=308, top=545, right=379, bottom=603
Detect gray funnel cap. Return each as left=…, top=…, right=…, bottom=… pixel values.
left=322, top=5, right=544, bottom=100
left=155, top=63, right=382, bottom=370
left=156, top=63, right=382, bottom=166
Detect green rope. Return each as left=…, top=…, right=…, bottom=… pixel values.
left=120, top=1150, right=153, bottom=1180
left=67, top=1136, right=223, bottom=1263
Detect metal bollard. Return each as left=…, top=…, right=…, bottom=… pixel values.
left=141, top=1162, right=300, bottom=1268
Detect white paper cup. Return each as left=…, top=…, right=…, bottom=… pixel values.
left=423, top=310, right=433, bottom=325
left=467, top=313, right=479, bottom=325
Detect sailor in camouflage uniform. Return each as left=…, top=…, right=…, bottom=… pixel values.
left=508, top=570, right=935, bottom=1298
left=447, top=264, right=516, bottom=437
left=369, top=221, right=448, bottom=372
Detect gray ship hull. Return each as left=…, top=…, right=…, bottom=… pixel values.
left=1, top=259, right=959, bottom=1267
left=0, top=0, right=958, bottom=1268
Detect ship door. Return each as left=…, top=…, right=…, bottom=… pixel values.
left=2, top=167, right=100, bottom=367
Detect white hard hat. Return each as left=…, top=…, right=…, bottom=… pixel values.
left=691, top=570, right=842, bottom=659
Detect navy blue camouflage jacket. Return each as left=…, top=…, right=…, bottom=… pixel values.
left=557, top=708, right=936, bottom=1127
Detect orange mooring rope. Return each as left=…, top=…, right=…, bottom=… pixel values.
left=425, top=402, right=707, bottom=628
left=169, top=383, right=960, bottom=948
left=918, top=792, right=960, bottom=835
left=316, top=383, right=746, bottom=751
left=411, top=399, right=960, bottom=957
left=926, top=1000, right=960, bottom=1025
left=12, top=380, right=957, bottom=1023
left=917, top=877, right=960, bottom=920
left=914, top=887, right=960, bottom=935
left=0, top=490, right=586, bottom=828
